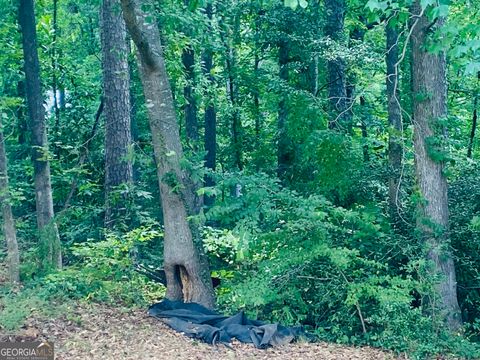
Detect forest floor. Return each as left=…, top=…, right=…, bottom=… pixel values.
left=2, top=302, right=401, bottom=360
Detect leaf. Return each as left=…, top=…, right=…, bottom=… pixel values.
left=420, top=0, right=436, bottom=9
left=366, top=0, right=387, bottom=12
left=284, top=0, right=298, bottom=10
left=465, top=62, right=480, bottom=75
left=299, top=0, right=308, bottom=8
left=432, top=4, right=449, bottom=19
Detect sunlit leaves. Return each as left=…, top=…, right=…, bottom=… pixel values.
left=284, top=0, right=308, bottom=10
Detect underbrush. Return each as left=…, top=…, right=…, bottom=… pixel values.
left=206, top=172, right=480, bottom=359
left=2, top=171, right=480, bottom=359
left=0, top=226, right=165, bottom=331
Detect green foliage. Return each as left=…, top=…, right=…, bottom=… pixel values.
left=205, top=172, right=480, bottom=357
left=0, top=287, right=50, bottom=331
left=369, top=303, right=480, bottom=359
left=296, top=131, right=363, bottom=204
left=0, top=226, right=165, bottom=331
left=44, top=226, right=165, bottom=304
left=1, top=0, right=480, bottom=358
left=162, top=171, right=184, bottom=194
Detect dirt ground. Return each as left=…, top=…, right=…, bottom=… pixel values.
left=0, top=303, right=402, bottom=360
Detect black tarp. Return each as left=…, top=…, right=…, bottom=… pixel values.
left=148, top=299, right=305, bottom=348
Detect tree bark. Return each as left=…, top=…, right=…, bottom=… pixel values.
left=324, top=0, right=351, bottom=133
left=411, top=0, right=461, bottom=330
left=120, top=0, right=215, bottom=308
left=467, top=72, right=479, bottom=159
left=467, top=95, right=478, bottom=159
left=182, top=45, right=199, bottom=147
left=386, top=22, right=403, bottom=222
left=203, top=2, right=217, bottom=207
left=359, top=96, right=370, bottom=162
left=101, top=0, right=133, bottom=227
left=16, top=81, right=27, bottom=145
left=0, top=119, right=20, bottom=283
left=19, top=0, right=62, bottom=270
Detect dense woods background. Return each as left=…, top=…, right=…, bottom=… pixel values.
left=1, top=0, right=480, bottom=358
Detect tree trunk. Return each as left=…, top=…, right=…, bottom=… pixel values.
left=203, top=2, right=217, bottom=207
left=359, top=96, right=370, bottom=162
left=277, top=39, right=292, bottom=181
left=120, top=0, right=215, bottom=308
left=386, top=22, right=403, bottom=222
left=223, top=13, right=243, bottom=170
left=101, top=0, right=133, bottom=227
left=0, top=119, right=20, bottom=283
left=19, top=0, right=62, bottom=270
left=324, top=0, right=351, bottom=133
left=467, top=95, right=478, bottom=158
left=253, top=11, right=262, bottom=142
left=411, top=0, right=461, bottom=330
left=254, top=53, right=261, bottom=140
left=182, top=45, right=199, bottom=148
left=17, top=81, right=27, bottom=145
left=467, top=72, right=479, bottom=159
left=52, top=0, right=60, bottom=148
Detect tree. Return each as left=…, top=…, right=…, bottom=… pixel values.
left=324, top=0, right=351, bottom=133
left=467, top=72, right=479, bottom=159
left=277, top=38, right=291, bottom=181
left=0, top=117, right=20, bottom=283
left=386, top=20, right=403, bottom=222
left=221, top=6, right=243, bottom=170
left=120, top=0, right=215, bottom=308
left=19, top=0, right=62, bottom=269
left=202, top=1, right=217, bottom=207
left=182, top=0, right=199, bottom=148
left=411, top=0, right=461, bottom=330
left=100, top=0, right=133, bottom=227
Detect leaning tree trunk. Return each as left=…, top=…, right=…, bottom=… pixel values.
left=411, top=0, right=461, bottom=330
left=19, top=0, right=62, bottom=270
left=120, top=0, right=215, bottom=308
left=0, top=119, right=20, bottom=283
left=324, top=0, right=351, bottom=133
left=386, top=21, right=403, bottom=223
left=101, top=0, right=133, bottom=227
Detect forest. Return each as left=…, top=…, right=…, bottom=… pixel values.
left=0, top=0, right=480, bottom=358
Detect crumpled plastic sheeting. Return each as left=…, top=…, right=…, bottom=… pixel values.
left=148, top=299, right=305, bottom=349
